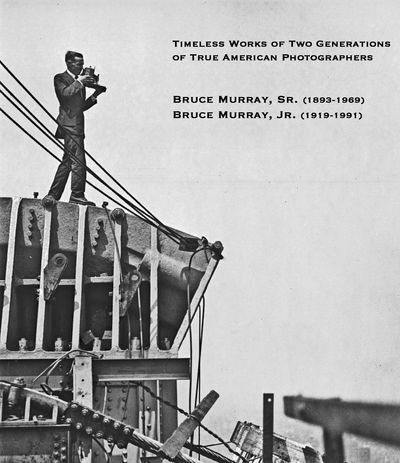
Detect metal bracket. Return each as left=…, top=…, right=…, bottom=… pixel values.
left=120, top=269, right=142, bottom=317
left=43, top=253, right=68, bottom=300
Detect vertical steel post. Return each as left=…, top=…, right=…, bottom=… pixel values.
left=323, top=429, right=344, bottom=463
left=263, top=393, right=274, bottom=463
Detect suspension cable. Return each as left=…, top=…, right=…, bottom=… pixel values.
left=0, top=61, right=184, bottom=242
left=0, top=106, right=180, bottom=242
left=0, top=91, right=181, bottom=243
left=0, top=105, right=175, bottom=237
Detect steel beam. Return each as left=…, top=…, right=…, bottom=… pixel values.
left=263, top=394, right=274, bottom=463
left=0, top=357, right=190, bottom=385
left=284, top=396, right=400, bottom=447
left=0, top=197, right=21, bottom=351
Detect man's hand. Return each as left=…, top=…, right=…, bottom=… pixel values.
left=77, top=75, right=95, bottom=86
left=92, top=86, right=106, bottom=98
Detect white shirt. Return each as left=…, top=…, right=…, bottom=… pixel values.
left=66, top=68, right=83, bottom=86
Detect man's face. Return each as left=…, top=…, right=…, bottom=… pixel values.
left=67, top=57, right=84, bottom=76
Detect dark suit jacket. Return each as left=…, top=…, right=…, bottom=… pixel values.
left=54, top=71, right=97, bottom=139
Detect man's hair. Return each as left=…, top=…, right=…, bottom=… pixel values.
left=65, top=51, right=83, bottom=63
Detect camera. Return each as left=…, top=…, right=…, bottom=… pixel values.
left=82, top=66, right=106, bottom=92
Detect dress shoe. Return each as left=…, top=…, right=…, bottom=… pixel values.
left=69, top=196, right=96, bottom=206
left=42, top=194, right=57, bottom=208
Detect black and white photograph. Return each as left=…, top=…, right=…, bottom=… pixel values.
left=0, top=1, right=399, bottom=462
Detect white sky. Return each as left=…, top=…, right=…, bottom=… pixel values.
left=1, top=0, right=400, bottom=449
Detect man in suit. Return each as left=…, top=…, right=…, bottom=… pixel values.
left=43, top=51, right=105, bottom=207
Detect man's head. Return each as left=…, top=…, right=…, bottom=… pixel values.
left=65, top=51, right=84, bottom=76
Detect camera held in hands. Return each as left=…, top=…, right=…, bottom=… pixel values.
left=82, top=66, right=107, bottom=93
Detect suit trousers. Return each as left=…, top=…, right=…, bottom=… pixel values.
left=48, top=133, right=86, bottom=199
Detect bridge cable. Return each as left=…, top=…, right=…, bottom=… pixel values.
left=0, top=87, right=181, bottom=243
left=0, top=106, right=181, bottom=242
left=0, top=61, right=184, bottom=242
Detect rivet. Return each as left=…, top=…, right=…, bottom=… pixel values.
left=123, top=426, right=131, bottom=435
left=75, top=422, right=83, bottom=430
left=92, top=413, right=100, bottom=420
left=71, top=403, right=78, bottom=410
left=96, top=431, right=104, bottom=438
left=117, top=441, right=125, bottom=449
left=86, top=427, right=93, bottom=435
left=107, top=436, right=114, bottom=444
left=113, top=422, right=121, bottom=430
left=103, top=417, right=110, bottom=424
left=82, top=408, right=89, bottom=415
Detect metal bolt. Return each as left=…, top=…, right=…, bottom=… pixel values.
left=61, top=456, right=67, bottom=462
left=75, top=422, right=83, bottom=430
left=81, top=408, right=89, bottom=416
left=65, top=418, right=72, bottom=424
left=103, top=417, right=110, bottom=424
left=53, top=442, right=60, bottom=449
left=113, top=422, right=121, bottom=430
left=117, top=441, right=125, bottom=449
left=53, top=451, right=60, bottom=458
left=60, top=446, right=67, bottom=454
left=107, top=436, right=114, bottom=444
left=123, top=426, right=131, bottom=435
left=96, top=431, right=104, bottom=438
left=86, top=427, right=93, bottom=435
left=71, top=403, right=78, bottom=410
left=92, top=413, right=100, bottom=420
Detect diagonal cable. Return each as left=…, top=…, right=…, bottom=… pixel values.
left=0, top=85, right=182, bottom=243
left=0, top=60, right=184, bottom=242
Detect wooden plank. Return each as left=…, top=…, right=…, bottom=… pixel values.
left=71, top=205, right=87, bottom=349
left=273, top=434, right=324, bottom=463
left=149, top=226, right=160, bottom=350
left=111, top=218, right=122, bottom=350
left=173, top=258, right=219, bottom=350
left=0, top=197, right=21, bottom=350
left=35, top=207, right=52, bottom=349
left=161, top=390, right=219, bottom=459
